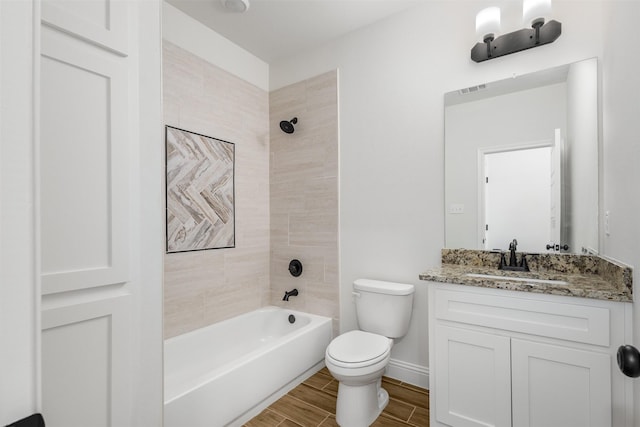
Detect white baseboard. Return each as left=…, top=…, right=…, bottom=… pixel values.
left=385, top=358, right=429, bottom=390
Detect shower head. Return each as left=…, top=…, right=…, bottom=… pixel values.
left=279, top=117, right=298, bottom=134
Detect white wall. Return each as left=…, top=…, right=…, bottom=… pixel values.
left=567, top=59, right=598, bottom=254
left=601, top=2, right=640, bottom=424
left=0, top=1, right=38, bottom=424
left=162, top=2, right=268, bottom=91
left=132, top=2, right=165, bottom=424
left=270, top=0, right=606, bottom=385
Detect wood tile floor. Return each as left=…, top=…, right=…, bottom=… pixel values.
left=244, top=368, right=429, bottom=427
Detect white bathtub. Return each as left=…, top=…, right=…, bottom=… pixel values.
left=164, top=306, right=333, bottom=427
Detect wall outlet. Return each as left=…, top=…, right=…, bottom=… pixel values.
left=605, top=211, right=610, bottom=236
left=449, top=204, right=464, bottom=214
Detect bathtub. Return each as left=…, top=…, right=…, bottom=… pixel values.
left=164, top=306, right=333, bottom=427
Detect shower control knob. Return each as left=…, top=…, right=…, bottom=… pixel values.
left=617, top=345, right=640, bottom=378
left=288, top=259, right=303, bottom=277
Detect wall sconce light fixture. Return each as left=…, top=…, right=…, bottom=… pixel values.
left=471, top=0, right=561, bottom=63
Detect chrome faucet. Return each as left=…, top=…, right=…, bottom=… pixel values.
left=498, top=239, right=530, bottom=271
left=282, top=288, right=299, bottom=301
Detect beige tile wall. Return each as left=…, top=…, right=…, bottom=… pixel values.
left=163, top=42, right=339, bottom=338
left=163, top=41, right=270, bottom=338
left=269, top=71, right=340, bottom=334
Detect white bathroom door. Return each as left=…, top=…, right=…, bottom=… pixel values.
left=484, top=146, right=552, bottom=252
left=38, top=2, right=163, bottom=426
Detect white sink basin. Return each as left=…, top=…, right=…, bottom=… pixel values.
left=465, top=273, right=568, bottom=286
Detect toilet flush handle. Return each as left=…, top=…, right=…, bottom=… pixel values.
left=352, top=291, right=361, bottom=299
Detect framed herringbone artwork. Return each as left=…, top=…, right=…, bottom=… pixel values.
left=165, top=126, right=235, bottom=253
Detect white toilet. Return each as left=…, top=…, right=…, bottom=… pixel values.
left=325, top=279, right=415, bottom=426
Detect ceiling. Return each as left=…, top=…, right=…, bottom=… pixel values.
left=445, top=62, right=570, bottom=106
left=166, top=0, right=421, bottom=63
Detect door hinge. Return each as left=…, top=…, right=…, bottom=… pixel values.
left=486, top=224, right=489, bottom=231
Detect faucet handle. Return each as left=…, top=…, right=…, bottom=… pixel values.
left=498, top=252, right=507, bottom=269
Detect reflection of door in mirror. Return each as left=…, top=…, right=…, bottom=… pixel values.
left=482, top=144, right=552, bottom=253
left=444, top=58, right=598, bottom=255
left=549, top=128, right=564, bottom=251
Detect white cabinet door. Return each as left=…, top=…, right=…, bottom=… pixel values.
left=511, top=339, right=612, bottom=427
left=435, top=325, right=512, bottom=427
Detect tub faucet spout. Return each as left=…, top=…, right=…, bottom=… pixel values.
left=283, top=289, right=299, bottom=301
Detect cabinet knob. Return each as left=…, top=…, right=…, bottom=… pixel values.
left=617, top=345, right=640, bottom=378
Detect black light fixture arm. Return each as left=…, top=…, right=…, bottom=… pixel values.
left=484, top=35, right=494, bottom=59
left=471, top=19, right=561, bottom=63
left=533, top=21, right=543, bottom=44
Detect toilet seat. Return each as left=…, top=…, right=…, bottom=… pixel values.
left=326, top=330, right=391, bottom=369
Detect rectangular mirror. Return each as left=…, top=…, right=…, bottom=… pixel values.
left=444, top=58, right=598, bottom=254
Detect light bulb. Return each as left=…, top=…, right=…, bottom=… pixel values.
left=523, top=0, right=552, bottom=27
left=476, top=7, right=501, bottom=42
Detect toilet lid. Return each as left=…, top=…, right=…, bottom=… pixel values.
left=327, top=331, right=391, bottom=365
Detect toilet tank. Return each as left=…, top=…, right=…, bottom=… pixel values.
left=353, top=279, right=415, bottom=338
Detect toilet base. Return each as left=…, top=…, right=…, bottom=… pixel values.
left=335, top=378, right=389, bottom=427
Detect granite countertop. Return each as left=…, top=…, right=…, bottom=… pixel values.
left=420, top=249, right=633, bottom=302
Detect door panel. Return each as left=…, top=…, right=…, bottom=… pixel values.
left=435, top=325, right=512, bottom=427
left=40, top=25, right=128, bottom=295
left=41, top=294, right=130, bottom=427
left=511, top=338, right=611, bottom=427
left=41, top=0, right=128, bottom=55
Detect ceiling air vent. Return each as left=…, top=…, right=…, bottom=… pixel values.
left=459, top=83, right=487, bottom=95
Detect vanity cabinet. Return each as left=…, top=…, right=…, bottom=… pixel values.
left=428, top=282, right=633, bottom=427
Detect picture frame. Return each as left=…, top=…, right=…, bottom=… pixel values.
left=165, top=125, right=235, bottom=253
